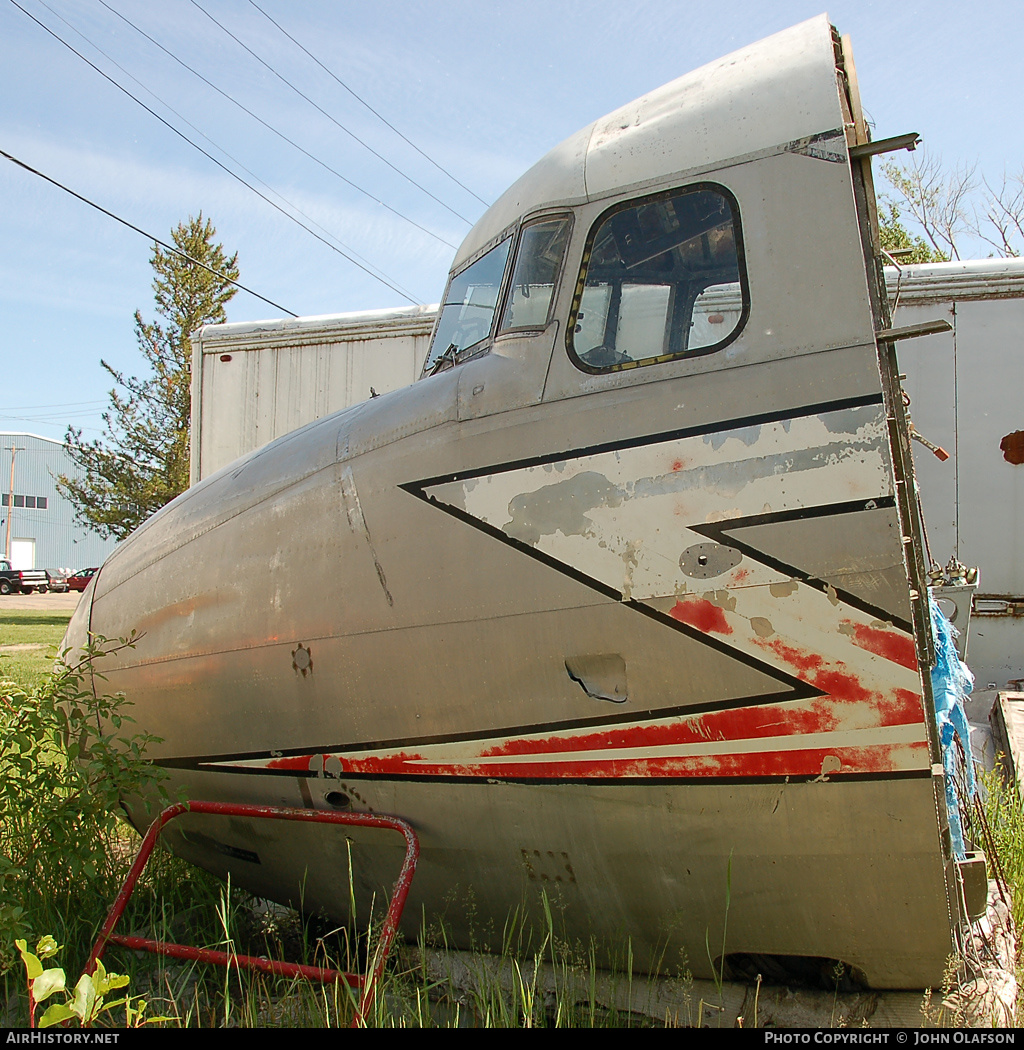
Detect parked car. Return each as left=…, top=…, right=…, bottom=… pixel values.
left=0, top=560, right=48, bottom=594
left=67, top=568, right=99, bottom=592
left=44, top=569, right=69, bottom=593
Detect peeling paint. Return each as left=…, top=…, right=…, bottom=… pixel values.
left=750, top=616, right=775, bottom=637
left=620, top=539, right=642, bottom=600
left=752, top=637, right=923, bottom=729
left=704, top=424, right=763, bottom=451
left=825, top=584, right=840, bottom=606
left=291, top=643, right=313, bottom=677
left=428, top=404, right=893, bottom=607
left=1000, top=431, right=1024, bottom=465
left=818, top=407, right=873, bottom=435
left=770, top=580, right=799, bottom=597
left=629, top=439, right=886, bottom=502
left=503, top=471, right=620, bottom=546
left=491, top=427, right=889, bottom=549
left=703, top=588, right=737, bottom=612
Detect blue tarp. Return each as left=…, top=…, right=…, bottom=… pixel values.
left=929, top=595, right=976, bottom=860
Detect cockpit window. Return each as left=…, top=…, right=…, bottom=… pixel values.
left=568, top=185, right=747, bottom=372
left=424, top=237, right=513, bottom=375
left=499, top=216, right=571, bottom=332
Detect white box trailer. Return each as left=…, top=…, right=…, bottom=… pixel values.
left=190, top=260, right=1024, bottom=686
left=891, top=257, right=1024, bottom=687
left=190, top=303, right=437, bottom=483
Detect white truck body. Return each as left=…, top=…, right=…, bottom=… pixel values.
left=892, top=257, right=1024, bottom=687
left=190, top=303, right=436, bottom=484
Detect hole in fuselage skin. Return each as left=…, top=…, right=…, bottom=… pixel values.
left=324, top=791, right=351, bottom=810
left=720, top=953, right=868, bottom=991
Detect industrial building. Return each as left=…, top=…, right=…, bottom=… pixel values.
left=1, top=432, right=117, bottom=571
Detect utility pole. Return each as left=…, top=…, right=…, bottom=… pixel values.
left=4, top=445, right=24, bottom=562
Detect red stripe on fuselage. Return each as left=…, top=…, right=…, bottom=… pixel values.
left=842, top=620, right=919, bottom=671
left=332, top=741, right=926, bottom=779
left=670, top=597, right=732, bottom=634
left=231, top=623, right=926, bottom=783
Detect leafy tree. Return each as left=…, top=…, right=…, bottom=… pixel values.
left=878, top=200, right=947, bottom=264
left=881, top=153, right=975, bottom=261
left=879, top=151, right=1024, bottom=261
left=59, top=215, right=238, bottom=540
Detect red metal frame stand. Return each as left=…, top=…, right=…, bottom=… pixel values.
left=86, top=801, right=420, bottom=1027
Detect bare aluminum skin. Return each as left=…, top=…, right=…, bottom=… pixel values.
left=65, top=17, right=962, bottom=988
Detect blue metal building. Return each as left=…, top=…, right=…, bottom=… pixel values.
left=0, top=433, right=118, bottom=572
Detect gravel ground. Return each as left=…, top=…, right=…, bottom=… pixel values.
left=0, top=591, right=81, bottom=612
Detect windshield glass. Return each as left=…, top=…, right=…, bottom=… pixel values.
left=423, top=237, right=512, bottom=374
left=499, top=217, right=571, bottom=331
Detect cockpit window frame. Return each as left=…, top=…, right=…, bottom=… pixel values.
left=496, top=212, right=574, bottom=336
left=566, top=182, right=750, bottom=375
left=422, top=226, right=516, bottom=377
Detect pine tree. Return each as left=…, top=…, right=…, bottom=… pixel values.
left=59, top=215, right=239, bottom=540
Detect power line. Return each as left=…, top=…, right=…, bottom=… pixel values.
left=94, top=0, right=456, bottom=255
left=0, top=401, right=108, bottom=410
left=1, top=408, right=106, bottom=418
left=38, top=0, right=424, bottom=302
left=247, top=0, right=490, bottom=209
left=0, top=434, right=97, bottom=447
left=0, top=146, right=299, bottom=317
left=188, top=0, right=474, bottom=226
left=9, top=0, right=419, bottom=304
left=1, top=415, right=104, bottom=425
left=0, top=420, right=105, bottom=438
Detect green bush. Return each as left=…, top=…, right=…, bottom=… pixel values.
left=0, top=634, right=166, bottom=968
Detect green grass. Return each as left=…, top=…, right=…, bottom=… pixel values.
left=978, top=767, right=1024, bottom=1027
left=981, top=767, right=1024, bottom=929
left=0, top=610, right=73, bottom=690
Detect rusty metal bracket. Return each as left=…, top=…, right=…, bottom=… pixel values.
left=85, top=801, right=419, bottom=1028
left=875, top=318, right=953, bottom=343
left=849, top=132, right=920, bottom=159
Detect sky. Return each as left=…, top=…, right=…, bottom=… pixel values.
left=1, top=0, right=1019, bottom=443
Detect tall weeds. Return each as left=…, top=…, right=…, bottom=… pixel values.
left=980, top=766, right=1024, bottom=929
left=0, top=635, right=168, bottom=968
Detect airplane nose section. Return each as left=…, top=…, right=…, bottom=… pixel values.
left=61, top=586, right=93, bottom=673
